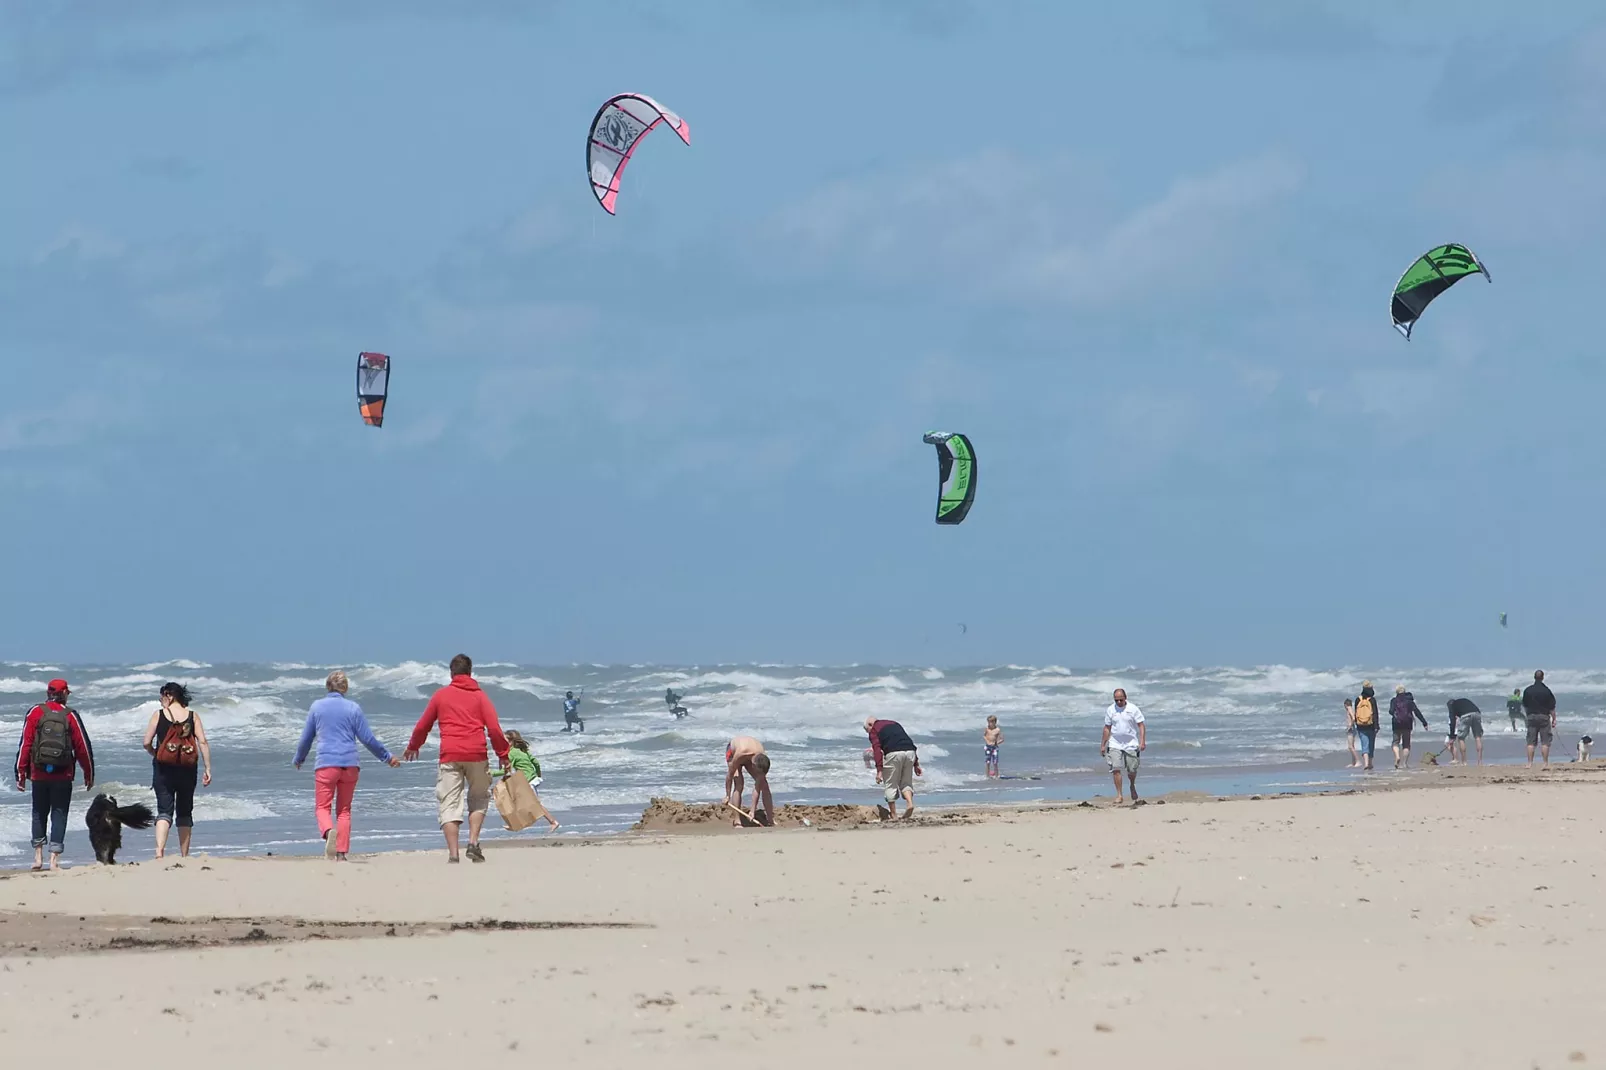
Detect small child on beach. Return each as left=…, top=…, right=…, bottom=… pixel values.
left=983, top=715, right=1003, bottom=778
left=502, top=730, right=559, bottom=831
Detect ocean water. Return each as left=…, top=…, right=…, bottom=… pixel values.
left=2, top=661, right=1600, bottom=865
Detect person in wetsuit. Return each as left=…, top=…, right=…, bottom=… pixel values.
left=665, top=688, right=686, bottom=718
left=562, top=691, right=584, bottom=733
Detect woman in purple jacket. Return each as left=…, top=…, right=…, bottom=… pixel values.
left=294, top=670, right=399, bottom=860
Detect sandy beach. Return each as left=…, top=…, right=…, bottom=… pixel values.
left=1, top=767, right=1603, bottom=1068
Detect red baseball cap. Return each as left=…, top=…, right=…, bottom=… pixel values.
left=46, top=678, right=69, bottom=694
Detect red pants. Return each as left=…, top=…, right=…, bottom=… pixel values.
left=315, top=766, right=360, bottom=854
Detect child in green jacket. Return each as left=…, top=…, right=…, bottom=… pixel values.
left=502, top=731, right=559, bottom=831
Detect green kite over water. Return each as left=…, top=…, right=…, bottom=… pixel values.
left=1391, top=243, right=1490, bottom=340
left=923, top=432, right=976, bottom=525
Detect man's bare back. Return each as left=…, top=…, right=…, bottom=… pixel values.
left=724, top=736, right=773, bottom=825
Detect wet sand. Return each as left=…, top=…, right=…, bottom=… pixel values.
left=0, top=766, right=1602, bottom=1067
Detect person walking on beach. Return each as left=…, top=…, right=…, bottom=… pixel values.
left=404, top=654, right=510, bottom=863
left=1389, top=685, right=1428, bottom=769
left=1507, top=688, right=1525, bottom=732
left=141, top=682, right=213, bottom=858
left=1522, top=670, right=1557, bottom=768
left=864, top=717, right=921, bottom=820
left=1447, top=698, right=1484, bottom=766
left=13, top=679, right=94, bottom=871
left=1343, top=699, right=1359, bottom=768
left=983, top=715, right=1003, bottom=778
left=500, top=730, right=559, bottom=831
left=1101, top=688, right=1146, bottom=804
left=293, top=670, right=400, bottom=861
left=1352, top=682, right=1381, bottom=771
left=724, top=735, right=773, bottom=826
left=561, top=690, right=584, bottom=733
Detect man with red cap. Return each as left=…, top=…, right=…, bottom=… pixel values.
left=13, top=679, right=95, bottom=870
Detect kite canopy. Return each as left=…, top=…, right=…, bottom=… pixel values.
left=586, top=92, right=690, bottom=215
left=1391, top=243, right=1490, bottom=339
left=356, top=351, right=390, bottom=428
left=922, top=432, right=976, bottom=525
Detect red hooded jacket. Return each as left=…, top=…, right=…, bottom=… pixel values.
left=407, top=676, right=509, bottom=765
left=14, top=701, right=95, bottom=785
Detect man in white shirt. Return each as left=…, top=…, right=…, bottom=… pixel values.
left=1100, top=688, right=1147, bottom=804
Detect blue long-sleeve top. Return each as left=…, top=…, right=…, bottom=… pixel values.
left=294, top=692, right=393, bottom=769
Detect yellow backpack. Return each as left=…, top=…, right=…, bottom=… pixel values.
left=1354, top=696, right=1376, bottom=727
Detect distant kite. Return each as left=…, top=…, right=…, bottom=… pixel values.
left=1391, top=243, right=1490, bottom=339
left=958, top=623, right=968, bottom=635
left=1500, top=612, right=1508, bottom=629
left=586, top=93, right=690, bottom=215
left=356, top=352, right=390, bottom=428
left=922, top=432, right=977, bottom=525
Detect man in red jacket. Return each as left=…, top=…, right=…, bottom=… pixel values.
left=404, top=654, right=509, bottom=863
left=13, top=678, right=95, bottom=870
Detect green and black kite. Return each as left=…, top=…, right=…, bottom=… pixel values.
left=1391, top=243, right=1491, bottom=340
left=922, top=431, right=976, bottom=525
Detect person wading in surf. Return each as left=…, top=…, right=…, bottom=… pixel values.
left=1352, top=682, right=1381, bottom=771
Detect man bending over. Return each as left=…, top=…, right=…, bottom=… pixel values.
left=725, top=736, right=773, bottom=826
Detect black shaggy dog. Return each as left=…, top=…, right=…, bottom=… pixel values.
left=85, top=794, right=156, bottom=864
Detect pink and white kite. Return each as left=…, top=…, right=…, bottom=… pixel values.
left=586, top=92, right=690, bottom=215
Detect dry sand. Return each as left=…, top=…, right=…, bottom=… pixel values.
left=1, top=768, right=1604, bottom=1067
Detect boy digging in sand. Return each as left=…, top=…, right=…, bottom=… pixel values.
left=983, top=715, right=1003, bottom=778
left=724, top=736, right=773, bottom=826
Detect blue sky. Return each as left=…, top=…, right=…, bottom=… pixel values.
left=3, top=0, right=1604, bottom=666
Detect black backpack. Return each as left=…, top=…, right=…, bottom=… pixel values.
left=32, top=704, right=75, bottom=773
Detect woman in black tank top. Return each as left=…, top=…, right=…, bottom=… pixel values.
left=141, top=682, right=213, bottom=858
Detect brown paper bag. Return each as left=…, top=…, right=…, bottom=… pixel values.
left=493, top=772, right=543, bottom=831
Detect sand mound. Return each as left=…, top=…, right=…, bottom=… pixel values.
left=632, top=798, right=882, bottom=833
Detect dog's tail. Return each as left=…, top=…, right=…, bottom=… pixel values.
left=113, top=803, right=156, bottom=830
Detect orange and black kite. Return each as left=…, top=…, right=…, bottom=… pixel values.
left=356, top=351, right=390, bottom=428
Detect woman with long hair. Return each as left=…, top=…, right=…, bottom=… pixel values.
left=141, top=682, right=212, bottom=858
left=502, top=730, right=559, bottom=831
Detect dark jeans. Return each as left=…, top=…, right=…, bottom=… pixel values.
left=153, top=761, right=198, bottom=828
left=30, top=780, right=72, bottom=852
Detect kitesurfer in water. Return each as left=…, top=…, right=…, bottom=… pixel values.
left=562, top=691, right=584, bottom=733
left=665, top=688, right=686, bottom=719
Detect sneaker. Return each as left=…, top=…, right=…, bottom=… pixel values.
left=324, top=831, right=338, bottom=859
left=448, top=854, right=460, bottom=864
left=465, top=843, right=485, bottom=863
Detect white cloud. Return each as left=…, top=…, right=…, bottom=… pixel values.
left=767, top=148, right=1303, bottom=309
left=34, top=223, right=125, bottom=263
left=1009, top=152, right=1303, bottom=306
